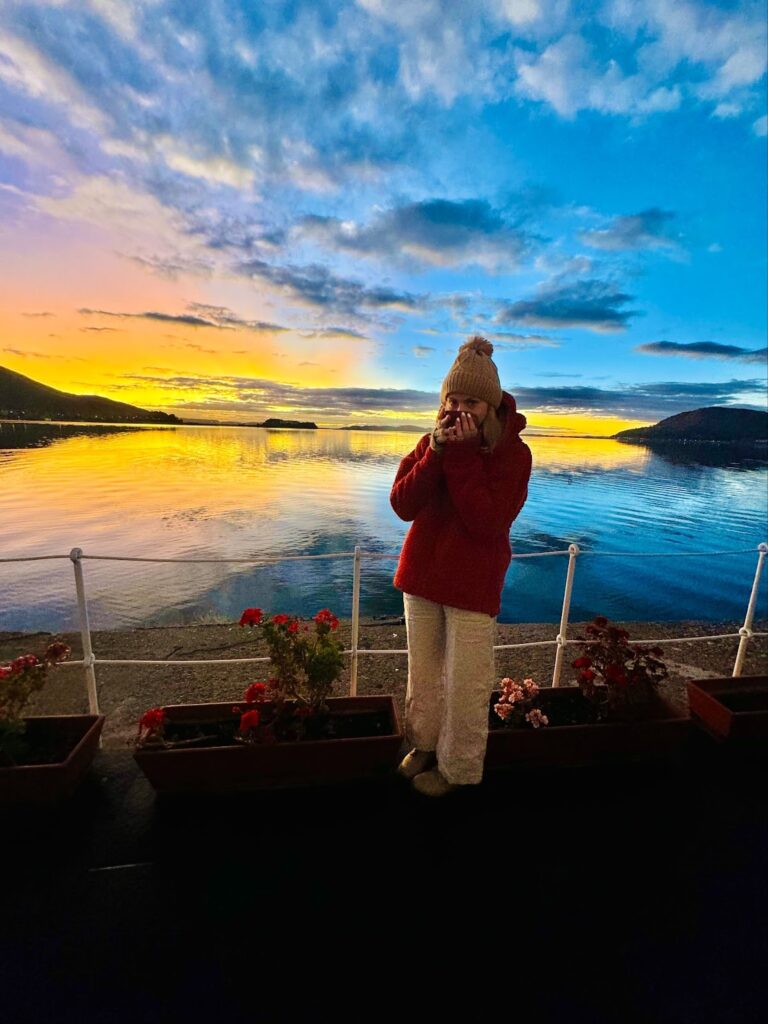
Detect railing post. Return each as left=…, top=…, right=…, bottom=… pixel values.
left=733, top=541, right=767, bottom=677
left=70, top=547, right=99, bottom=715
left=350, top=545, right=361, bottom=696
left=552, top=543, right=580, bottom=688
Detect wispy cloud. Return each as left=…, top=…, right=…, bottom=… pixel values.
left=78, top=304, right=291, bottom=334
left=637, top=340, right=768, bottom=363
left=497, top=279, right=638, bottom=333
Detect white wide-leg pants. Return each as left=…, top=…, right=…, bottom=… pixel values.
left=403, top=592, right=497, bottom=785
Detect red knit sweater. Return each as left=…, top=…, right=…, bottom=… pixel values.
left=390, top=391, right=532, bottom=617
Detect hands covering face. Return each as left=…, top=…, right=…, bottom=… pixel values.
left=434, top=405, right=480, bottom=445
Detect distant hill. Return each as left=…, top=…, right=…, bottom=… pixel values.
left=0, top=365, right=180, bottom=424
left=340, top=424, right=426, bottom=432
left=613, top=407, right=767, bottom=443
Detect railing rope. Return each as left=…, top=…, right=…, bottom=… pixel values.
left=552, top=543, right=580, bottom=687
left=733, top=542, right=768, bottom=677
left=69, top=547, right=99, bottom=716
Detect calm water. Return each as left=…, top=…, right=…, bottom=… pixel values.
left=1, top=421, right=766, bottom=630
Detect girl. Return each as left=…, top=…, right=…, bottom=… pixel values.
left=389, top=336, right=532, bottom=797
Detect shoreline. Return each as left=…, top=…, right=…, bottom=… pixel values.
left=3, top=616, right=766, bottom=751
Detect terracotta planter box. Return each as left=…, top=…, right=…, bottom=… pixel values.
left=686, top=675, right=768, bottom=742
left=485, top=687, right=690, bottom=768
left=134, top=695, right=403, bottom=794
left=0, top=714, right=105, bottom=804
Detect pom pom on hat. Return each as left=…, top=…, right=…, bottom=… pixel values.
left=440, top=334, right=502, bottom=408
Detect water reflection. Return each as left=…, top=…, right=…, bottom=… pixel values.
left=0, top=420, right=150, bottom=449
left=616, top=437, right=768, bottom=471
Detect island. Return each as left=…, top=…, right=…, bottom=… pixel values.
left=256, top=418, right=317, bottom=429
left=1, top=365, right=180, bottom=424
left=613, top=407, right=767, bottom=444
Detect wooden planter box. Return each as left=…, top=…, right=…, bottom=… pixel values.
left=134, top=695, right=404, bottom=794
left=686, top=675, right=768, bottom=742
left=0, top=714, right=105, bottom=804
left=485, top=687, right=690, bottom=768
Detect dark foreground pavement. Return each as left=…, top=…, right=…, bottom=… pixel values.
left=1, top=736, right=766, bottom=1024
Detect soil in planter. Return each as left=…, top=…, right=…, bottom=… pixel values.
left=3, top=719, right=86, bottom=767
left=155, top=708, right=394, bottom=750
left=713, top=689, right=768, bottom=713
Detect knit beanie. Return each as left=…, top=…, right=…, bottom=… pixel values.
left=440, top=336, right=502, bottom=409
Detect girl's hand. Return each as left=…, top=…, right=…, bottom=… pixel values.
left=434, top=409, right=479, bottom=445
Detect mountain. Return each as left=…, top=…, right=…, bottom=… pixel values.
left=0, top=365, right=180, bottom=424
left=613, top=407, right=767, bottom=443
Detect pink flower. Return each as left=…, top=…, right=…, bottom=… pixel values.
left=494, top=703, right=514, bottom=720
left=525, top=709, right=549, bottom=728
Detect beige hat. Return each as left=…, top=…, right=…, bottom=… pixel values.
left=440, top=335, right=502, bottom=409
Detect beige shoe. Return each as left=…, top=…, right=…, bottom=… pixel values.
left=397, top=748, right=436, bottom=779
left=412, top=767, right=459, bottom=797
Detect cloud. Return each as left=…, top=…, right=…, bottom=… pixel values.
left=497, top=279, right=638, bottom=332
left=513, top=33, right=683, bottom=119
left=21, top=311, right=54, bottom=317
left=237, top=258, right=426, bottom=317
left=637, top=340, right=768, bottom=363
left=512, top=377, right=766, bottom=419
left=79, top=303, right=292, bottom=334
left=115, top=371, right=441, bottom=415
left=579, top=208, right=680, bottom=252
left=412, top=346, right=434, bottom=357
left=487, top=331, right=561, bottom=349
left=296, top=198, right=538, bottom=270
left=79, top=307, right=232, bottom=329
left=754, top=114, right=768, bottom=136
left=297, top=326, right=370, bottom=342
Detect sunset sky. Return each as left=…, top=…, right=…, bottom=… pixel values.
left=0, top=0, right=766, bottom=434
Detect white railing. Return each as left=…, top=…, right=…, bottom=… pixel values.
left=1, top=541, right=766, bottom=716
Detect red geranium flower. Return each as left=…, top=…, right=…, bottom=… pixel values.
left=244, top=682, right=267, bottom=702
left=287, top=620, right=299, bottom=634
left=239, top=607, right=263, bottom=627
left=239, top=709, right=261, bottom=734
left=604, top=663, right=628, bottom=685
left=579, top=669, right=596, bottom=682
left=572, top=656, right=592, bottom=669
left=313, top=608, right=339, bottom=630
left=272, top=613, right=290, bottom=626
left=139, top=707, right=166, bottom=732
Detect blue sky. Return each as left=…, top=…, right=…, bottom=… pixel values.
left=0, top=0, right=766, bottom=432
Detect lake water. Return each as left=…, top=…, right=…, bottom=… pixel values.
left=1, top=421, right=766, bottom=630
